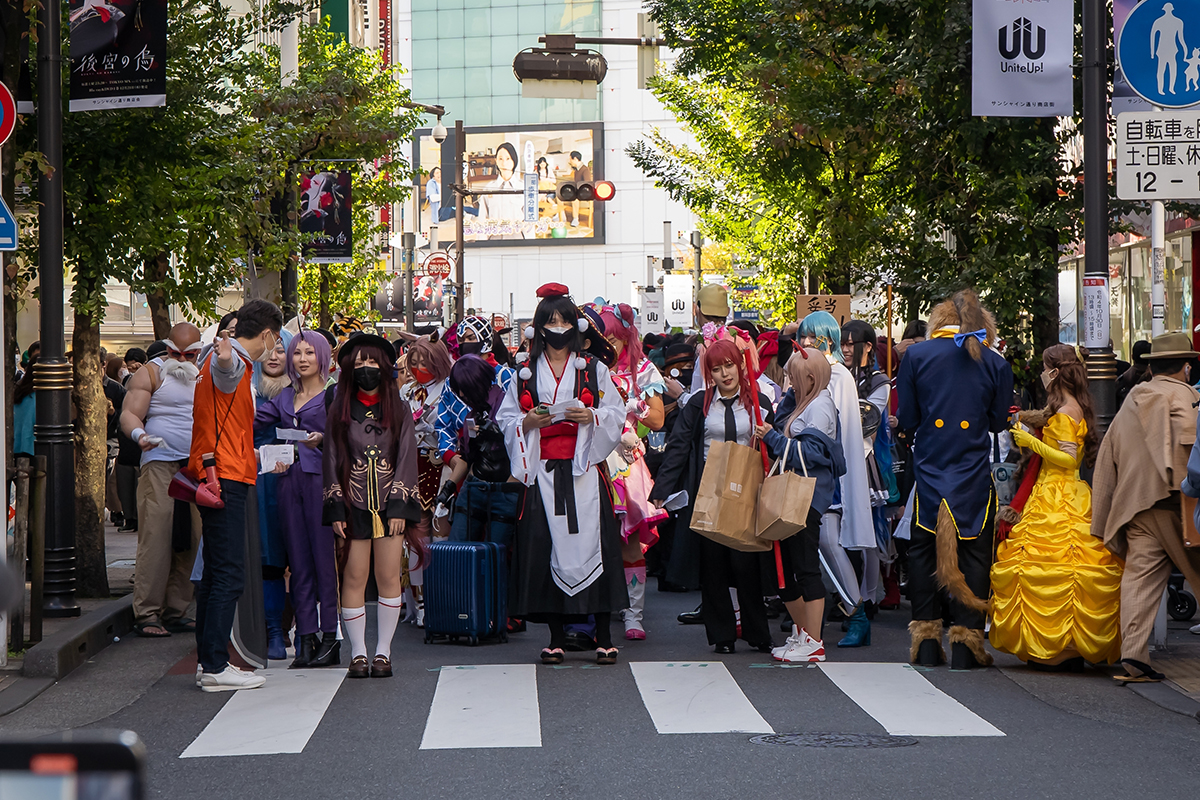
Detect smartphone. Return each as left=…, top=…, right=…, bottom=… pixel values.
left=0, top=731, right=146, bottom=800
left=534, top=405, right=549, bottom=415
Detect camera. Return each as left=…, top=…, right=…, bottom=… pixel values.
left=431, top=119, right=447, bottom=144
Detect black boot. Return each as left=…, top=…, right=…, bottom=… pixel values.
left=308, top=632, right=341, bottom=667
left=290, top=633, right=318, bottom=669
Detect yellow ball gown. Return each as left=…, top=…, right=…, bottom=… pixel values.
left=990, top=413, right=1123, bottom=664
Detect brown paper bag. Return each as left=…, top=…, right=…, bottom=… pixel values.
left=757, top=437, right=816, bottom=541
left=690, top=440, right=770, bottom=552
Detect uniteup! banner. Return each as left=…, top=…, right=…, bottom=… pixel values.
left=69, top=0, right=167, bottom=111
left=972, top=0, right=1074, bottom=117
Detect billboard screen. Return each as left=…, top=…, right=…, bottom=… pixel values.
left=414, top=122, right=604, bottom=246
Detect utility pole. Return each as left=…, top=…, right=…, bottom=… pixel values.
left=279, top=15, right=301, bottom=318
left=35, top=0, right=79, bottom=617
left=691, top=230, right=703, bottom=299
left=402, top=231, right=416, bottom=331
left=1150, top=104, right=1166, bottom=339
left=454, top=119, right=465, bottom=322
left=1082, top=0, right=1116, bottom=434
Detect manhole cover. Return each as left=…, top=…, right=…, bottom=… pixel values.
left=750, top=733, right=919, bottom=748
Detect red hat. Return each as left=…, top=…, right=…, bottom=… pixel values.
left=756, top=330, right=780, bottom=358
left=536, top=282, right=570, bottom=299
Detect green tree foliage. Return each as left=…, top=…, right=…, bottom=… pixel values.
left=633, top=0, right=1073, bottom=370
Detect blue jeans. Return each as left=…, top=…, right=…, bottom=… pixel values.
left=195, top=479, right=250, bottom=673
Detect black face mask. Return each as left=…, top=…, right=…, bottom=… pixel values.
left=354, top=365, right=382, bottom=391
left=674, top=368, right=694, bottom=387
left=542, top=328, right=573, bottom=351
left=459, top=341, right=486, bottom=356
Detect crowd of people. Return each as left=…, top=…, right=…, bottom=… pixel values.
left=16, top=282, right=1200, bottom=693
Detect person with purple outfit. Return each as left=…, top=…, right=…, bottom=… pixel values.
left=256, top=330, right=340, bottom=669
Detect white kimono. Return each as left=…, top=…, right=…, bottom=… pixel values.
left=828, top=361, right=876, bottom=551
left=498, top=355, right=625, bottom=596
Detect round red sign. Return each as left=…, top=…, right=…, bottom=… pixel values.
left=0, top=83, right=15, bottom=148
left=421, top=251, right=455, bottom=278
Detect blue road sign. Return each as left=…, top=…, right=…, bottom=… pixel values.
left=1118, top=0, right=1200, bottom=108
left=0, top=195, right=16, bottom=251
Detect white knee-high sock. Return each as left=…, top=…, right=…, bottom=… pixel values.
left=376, top=595, right=403, bottom=659
left=342, top=606, right=367, bottom=660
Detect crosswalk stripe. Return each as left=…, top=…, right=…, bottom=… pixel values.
left=818, top=663, right=1005, bottom=737
left=180, top=669, right=346, bottom=758
left=420, top=664, right=541, bottom=750
left=629, top=661, right=774, bottom=734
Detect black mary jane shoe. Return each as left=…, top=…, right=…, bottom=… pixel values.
left=308, top=632, right=341, bottom=668
left=347, top=655, right=370, bottom=679
left=715, top=642, right=736, bottom=655
left=596, top=647, right=619, bottom=665
left=370, top=655, right=393, bottom=678
left=540, top=648, right=565, bottom=665
left=290, top=633, right=318, bottom=669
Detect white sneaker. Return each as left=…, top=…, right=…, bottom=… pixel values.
left=195, top=665, right=202, bottom=687
left=200, top=664, right=266, bottom=693
left=775, top=630, right=826, bottom=663
left=772, top=625, right=804, bottom=660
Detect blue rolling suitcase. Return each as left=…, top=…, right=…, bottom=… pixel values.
left=423, top=541, right=508, bottom=646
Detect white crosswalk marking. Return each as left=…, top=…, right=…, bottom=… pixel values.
left=629, top=661, right=774, bottom=734
left=420, top=664, right=542, bottom=750
left=818, top=663, right=1006, bottom=737
left=180, top=669, right=345, bottom=758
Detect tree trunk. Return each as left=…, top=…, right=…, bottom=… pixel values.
left=72, top=311, right=110, bottom=598
left=144, top=253, right=173, bottom=340
left=319, top=264, right=331, bottom=329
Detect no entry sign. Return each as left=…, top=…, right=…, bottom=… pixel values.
left=0, top=83, right=15, bottom=147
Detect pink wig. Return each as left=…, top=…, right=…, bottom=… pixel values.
left=599, top=303, right=643, bottom=377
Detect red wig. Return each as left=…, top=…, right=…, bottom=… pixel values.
left=702, top=338, right=756, bottom=417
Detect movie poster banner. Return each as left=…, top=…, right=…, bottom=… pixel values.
left=69, top=0, right=167, bottom=111
left=414, top=122, right=605, bottom=245
left=972, top=0, right=1073, bottom=117
left=300, top=170, right=353, bottom=264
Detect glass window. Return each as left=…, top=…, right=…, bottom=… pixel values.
left=464, top=96, right=494, bottom=126
left=438, top=38, right=466, bottom=70
left=492, top=95, right=521, bottom=126
left=491, top=65, right=519, bottom=95
left=519, top=96, right=547, bottom=124
left=491, top=35, right=520, bottom=68
left=1165, top=233, right=1193, bottom=335
left=463, top=8, right=490, bottom=37
left=1058, top=261, right=1077, bottom=345
left=491, top=6, right=519, bottom=36
left=438, top=8, right=466, bottom=37
left=411, top=0, right=440, bottom=9
left=412, top=70, right=439, bottom=101
left=1109, top=246, right=1131, bottom=361
left=439, top=68, right=466, bottom=98
left=412, top=39, right=438, bottom=70
left=463, top=67, right=492, bottom=97
left=412, top=10, right=437, bottom=38
left=465, top=0, right=492, bottom=7
left=463, top=37, right=492, bottom=67
left=518, top=4, right=543, bottom=34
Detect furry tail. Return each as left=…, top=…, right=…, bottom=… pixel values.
left=934, top=504, right=991, bottom=613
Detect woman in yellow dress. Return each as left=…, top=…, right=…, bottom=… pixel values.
left=991, top=344, right=1123, bottom=671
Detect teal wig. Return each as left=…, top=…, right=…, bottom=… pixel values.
left=798, top=311, right=844, bottom=363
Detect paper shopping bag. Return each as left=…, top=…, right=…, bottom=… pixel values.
left=756, top=438, right=816, bottom=541
left=690, top=440, right=770, bottom=552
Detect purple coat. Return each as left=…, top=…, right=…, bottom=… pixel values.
left=254, top=386, right=327, bottom=475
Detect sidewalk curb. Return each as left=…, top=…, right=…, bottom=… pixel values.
left=0, top=677, right=56, bottom=717
left=21, top=595, right=135, bottom=680
left=1128, top=680, right=1200, bottom=722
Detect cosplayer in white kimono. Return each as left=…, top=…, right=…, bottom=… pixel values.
left=497, top=283, right=630, bottom=666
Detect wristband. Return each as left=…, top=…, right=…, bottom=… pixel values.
left=131, top=428, right=146, bottom=442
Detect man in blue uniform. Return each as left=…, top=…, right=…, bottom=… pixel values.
left=897, top=289, right=1014, bottom=669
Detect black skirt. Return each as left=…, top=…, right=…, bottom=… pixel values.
left=509, top=469, right=629, bottom=621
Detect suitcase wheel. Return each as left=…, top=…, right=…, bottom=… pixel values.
left=500, top=631, right=508, bottom=644
left=424, top=632, right=433, bottom=644
left=450, top=635, right=459, bottom=643
left=469, top=635, right=479, bottom=646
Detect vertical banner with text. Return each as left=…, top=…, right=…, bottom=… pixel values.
left=69, top=0, right=167, bottom=111
left=300, top=170, right=353, bottom=264
left=972, top=0, right=1073, bottom=117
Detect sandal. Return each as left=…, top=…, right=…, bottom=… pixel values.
left=133, top=621, right=171, bottom=638
left=540, top=648, right=565, bottom=665
left=1114, top=659, right=1165, bottom=683
left=163, top=618, right=196, bottom=634
left=596, top=647, right=619, bottom=665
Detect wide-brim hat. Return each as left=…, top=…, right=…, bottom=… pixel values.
left=337, top=332, right=398, bottom=367
left=1142, top=332, right=1200, bottom=360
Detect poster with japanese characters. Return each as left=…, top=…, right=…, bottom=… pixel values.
left=796, top=294, right=852, bottom=325
left=300, top=170, right=353, bottom=264
left=68, top=0, right=167, bottom=111
left=972, top=0, right=1074, bottom=117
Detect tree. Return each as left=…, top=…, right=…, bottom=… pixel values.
left=635, top=0, right=1073, bottom=371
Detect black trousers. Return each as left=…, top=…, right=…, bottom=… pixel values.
left=698, top=535, right=771, bottom=646
left=907, top=516, right=992, bottom=631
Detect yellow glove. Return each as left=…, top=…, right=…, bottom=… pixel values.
left=1009, top=427, right=1077, bottom=469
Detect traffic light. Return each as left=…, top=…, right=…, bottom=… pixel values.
left=557, top=180, right=616, bottom=202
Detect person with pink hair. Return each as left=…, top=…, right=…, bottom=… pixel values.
left=592, top=301, right=668, bottom=640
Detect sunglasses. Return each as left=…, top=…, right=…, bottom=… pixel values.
left=168, top=349, right=198, bottom=361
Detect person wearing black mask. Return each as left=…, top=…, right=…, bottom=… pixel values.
left=324, top=333, right=423, bottom=679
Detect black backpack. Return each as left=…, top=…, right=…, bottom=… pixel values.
left=467, top=385, right=510, bottom=482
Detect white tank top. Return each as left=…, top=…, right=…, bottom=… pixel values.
left=143, top=357, right=197, bottom=465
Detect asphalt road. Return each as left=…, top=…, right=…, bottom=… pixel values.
left=4, top=587, right=1200, bottom=800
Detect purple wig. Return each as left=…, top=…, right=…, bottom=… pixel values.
left=286, top=329, right=332, bottom=387
left=448, top=354, right=496, bottom=413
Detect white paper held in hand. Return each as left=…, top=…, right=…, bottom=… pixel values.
left=547, top=398, right=584, bottom=422
left=275, top=428, right=310, bottom=442
left=259, top=444, right=295, bottom=473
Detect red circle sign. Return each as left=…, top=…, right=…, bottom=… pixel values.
left=421, top=251, right=455, bottom=278
left=0, top=83, right=14, bottom=148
